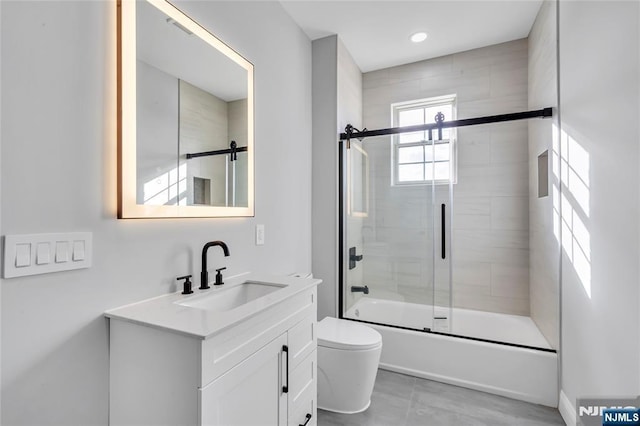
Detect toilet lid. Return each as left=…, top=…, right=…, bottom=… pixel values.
left=317, top=317, right=382, bottom=351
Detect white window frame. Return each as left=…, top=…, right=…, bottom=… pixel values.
left=391, top=95, right=457, bottom=186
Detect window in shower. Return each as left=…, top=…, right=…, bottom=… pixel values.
left=392, top=95, right=457, bottom=185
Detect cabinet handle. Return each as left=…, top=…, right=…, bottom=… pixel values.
left=441, top=203, right=446, bottom=260
left=282, top=345, right=289, bottom=393
left=299, top=413, right=312, bottom=426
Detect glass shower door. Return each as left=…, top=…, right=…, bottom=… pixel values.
left=341, top=135, right=437, bottom=332
left=431, top=143, right=453, bottom=334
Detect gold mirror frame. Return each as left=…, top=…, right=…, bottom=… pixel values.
left=117, top=0, right=255, bottom=218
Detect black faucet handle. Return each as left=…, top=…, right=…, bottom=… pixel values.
left=177, top=275, right=193, bottom=295
left=214, top=267, right=226, bottom=285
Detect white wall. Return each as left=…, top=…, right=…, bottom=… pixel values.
left=0, top=1, right=3, bottom=420
left=338, top=39, right=364, bottom=313
left=528, top=0, right=559, bottom=350
left=312, top=35, right=338, bottom=320
left=559, top=0, right=640, bottom=418
left=337, top=38, right=363, bottom=135
left=312, top=35, right=363, bottom=320
left=0, top=1, right=312, bottom=424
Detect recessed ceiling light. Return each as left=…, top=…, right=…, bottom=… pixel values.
left=410, top=32, right=428, bottom=43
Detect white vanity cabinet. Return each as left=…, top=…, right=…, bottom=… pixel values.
left=108, top=286, right=317, bottom=426
left=199, top=333, right=288, bottom=425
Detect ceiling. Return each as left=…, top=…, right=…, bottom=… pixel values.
left=280, top=1, right=543, bottom=72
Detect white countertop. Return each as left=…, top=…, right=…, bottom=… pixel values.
left=105, top=273, right=321, bottom=340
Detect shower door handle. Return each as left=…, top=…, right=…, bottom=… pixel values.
left=441, top=204, right=446, bottom=260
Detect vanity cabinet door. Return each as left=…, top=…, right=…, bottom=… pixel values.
left=199, top=333, right=288, bottom=426
left=287, top=315, right=316, bottom=370
left=288, top=350, right=317, bottom=426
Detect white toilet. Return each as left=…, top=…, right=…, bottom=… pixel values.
left=317, top=317, right=382, bottom=414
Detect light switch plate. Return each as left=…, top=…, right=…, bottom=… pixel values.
left=256, top=224, right=265, bottom=246
left=3, top=232, right=92, bottom=278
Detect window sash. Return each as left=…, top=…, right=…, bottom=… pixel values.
left=393, top=138, right=454, bottom=185
left=392, top=97, right=457, bottom=186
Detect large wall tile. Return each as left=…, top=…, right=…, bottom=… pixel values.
left=361, top=39, right=531, bottom=317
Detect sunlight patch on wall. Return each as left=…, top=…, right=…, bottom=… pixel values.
left=552, top=125, right=561, bottom=242
left=552, top=123, right=592, bottom=298
left=562, top=131, right=590, bottom=217
left=143, top=163, right=187, bottom=205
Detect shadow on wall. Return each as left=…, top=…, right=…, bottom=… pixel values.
left=552, top=123, right=591, bottom=298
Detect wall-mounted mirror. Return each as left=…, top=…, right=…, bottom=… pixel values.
left=118, top=0, right=254, bottom=218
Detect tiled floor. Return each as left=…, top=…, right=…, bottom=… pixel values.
left=318, top=369, right=565, bottom=426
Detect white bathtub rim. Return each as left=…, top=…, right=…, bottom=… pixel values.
left=379, top=363, right=555, bottom=408
left=347, top=297, right=552, bottom=349
left=354, top=318, right=556, bottom=354
left=348, top=317, right=558, bottom=356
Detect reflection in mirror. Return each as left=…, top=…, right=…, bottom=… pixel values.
left=178, top=80, right=248, bottom=207
left=119, top=0, right=254, bottom=218
left=349, top=142, right=368, bottom=217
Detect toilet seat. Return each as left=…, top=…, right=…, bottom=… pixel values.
left=318, top=317, right=382, bottom=351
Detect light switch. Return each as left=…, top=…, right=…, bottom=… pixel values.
left=36, top=242, right=51, bottom=265
left=3, top=232, right=92, bottom=278
left=55, top=241, right=69, bottom=263
left=72, top=240, right=85, bottom=261
left=15, top=243, right=31, bottom=267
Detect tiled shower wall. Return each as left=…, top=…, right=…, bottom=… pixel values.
left=361, top=39, right=530, bottom=316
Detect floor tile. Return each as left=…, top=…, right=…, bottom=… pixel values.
left=318, top=369, right=565, bottom=426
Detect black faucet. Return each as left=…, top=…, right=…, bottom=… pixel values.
left=201, top=241, right=230, bottom=290
left=351, top=285, right=369, bottom=295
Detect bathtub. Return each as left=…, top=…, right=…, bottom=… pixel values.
left=345, top=297, right=558, bottom=407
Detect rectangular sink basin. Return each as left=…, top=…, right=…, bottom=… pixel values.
left=177, top=281, right=286, bottom=312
